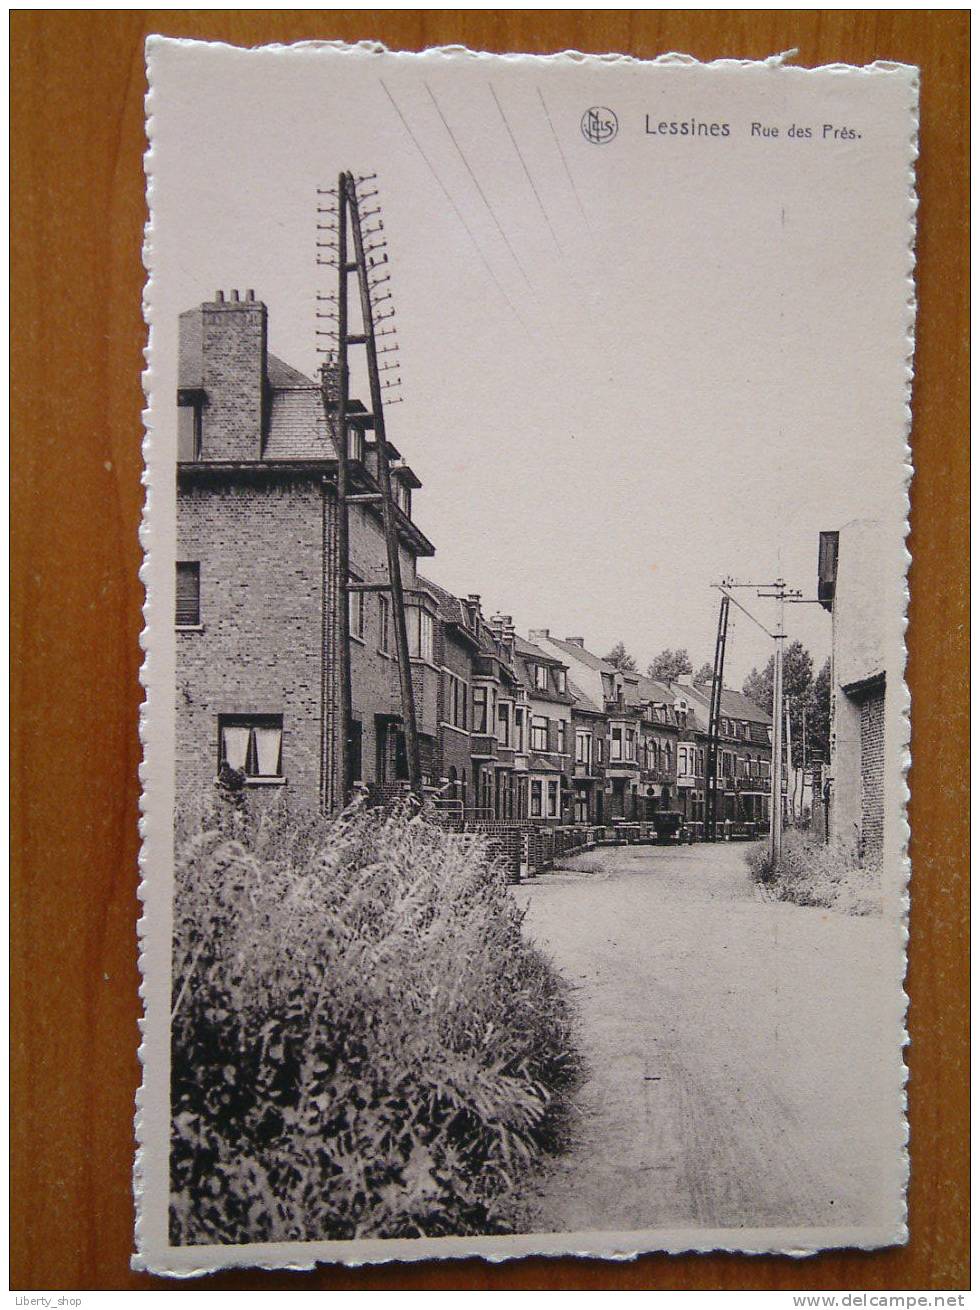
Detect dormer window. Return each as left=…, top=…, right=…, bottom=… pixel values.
left=534, top=664, right=549, bottom=692
left=348, top=424, right=365, bottom=463
left=556, top=669, right=567, bottom=694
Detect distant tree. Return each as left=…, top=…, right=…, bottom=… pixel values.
left=646, top=648, right=693, bottom=682
left=604, top=640, right=637, bottom=673
left=742, top=662, right=772, bottom=712
left=742, top=641, right=815, bottom=767
left=806, top=658, right=832, bottom=764
left=694, top=661, right=715, bottom=686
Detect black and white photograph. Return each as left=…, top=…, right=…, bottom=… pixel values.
left=137, top=38, right=915, bottom=1272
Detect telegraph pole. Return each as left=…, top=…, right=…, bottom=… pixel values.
left=712, top=577, right=802, bottom=865
left=770, top=609, right=784, bottom=862
left=705, top=592, right=730, bottom=841
left=756, top=579, right=802, bottom=864
left=316, top=170, right=423, bottom=808
left=346, top=172, right=423, bottom=799
left=317, top=175, right=353, bottom=809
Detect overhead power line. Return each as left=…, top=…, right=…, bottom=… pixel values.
left=489, top=83, right=563, bottom=256
left=424, top=81, right=534, bottom=291
left=379, top=79, right=531, bottom=338
left=536, top=87, right=593, bottom=235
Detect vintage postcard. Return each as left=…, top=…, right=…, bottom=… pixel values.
left=137, top=38, right=916, bottom=1273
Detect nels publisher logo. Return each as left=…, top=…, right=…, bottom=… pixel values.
left=581, top=106, right=618, bottom=145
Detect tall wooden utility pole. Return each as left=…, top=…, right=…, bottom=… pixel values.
left=705, top=592, right=730, bottom=841
left=346, top=172, right=422, bottom=799
left=712, top=578, right=802, bottom=864
left=757, top=580, right=794, bottom=865
left=317, top=170, right=422, bottom=809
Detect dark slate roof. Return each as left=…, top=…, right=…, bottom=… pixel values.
left=568, top=677, right=603, bottom=714
left=178, top=308, right=204, bottom=389
left=416, top=576, right=477, bottom=644
left=540, top=635, right=617, bottom=674
left=514, top=635, right=563, bottom=665
left=688, top=682, right=771, bottom=725
left=264, top=388, right=336, bottom=460
left=633, top=673, right=675, bottom=704
left=267, top=354, right=315, bottom=389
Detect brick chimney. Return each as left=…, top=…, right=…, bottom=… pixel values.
left=565, top=636, right=585, bottom=647
left=183, top=291, right=268, bottom=461
left=529, top=628, right=550, bottom=641
left=318, top=357, right=340, bottom=406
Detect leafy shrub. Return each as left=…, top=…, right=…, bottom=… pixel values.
left=746, top=828, right=880, bottom=916
left=169, top=797, right=578, bottom=1245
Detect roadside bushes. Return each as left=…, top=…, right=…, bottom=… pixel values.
left=746, top=828, right=880, bottom=915
left=169, top=797, right=578, bottom=1245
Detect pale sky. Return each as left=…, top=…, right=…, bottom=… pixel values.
left=148, top=41, right=913, bottom=686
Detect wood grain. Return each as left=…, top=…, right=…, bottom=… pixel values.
left=10, top=10, right=969, bottom=1291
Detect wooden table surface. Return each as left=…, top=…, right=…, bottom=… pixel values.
left=10, top=10, right=969, bottom=1292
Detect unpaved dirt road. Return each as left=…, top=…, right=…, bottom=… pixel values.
left=513, top=842, right=898, bottom=1235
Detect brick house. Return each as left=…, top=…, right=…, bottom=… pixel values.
left=530, top=633, right=664, bottom=822
left=175, top=290, right=436, bottom=811
left=631, top=674, right=682, bottom=818
left=818, top=521, right=888, bottom=867
left=415, top=576, right=477, bottom=812
left=568, top=691, right=607, bottom=825
left=668, top=677, right=774, bottom=826
left=512, top=635, right=574, bottom=824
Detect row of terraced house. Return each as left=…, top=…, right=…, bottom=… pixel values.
left=174, top=292, right=775, bottom=838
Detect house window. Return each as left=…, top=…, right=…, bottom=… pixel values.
left=348, top=424, right=365, bottom=463
left=547, top=780, right=560, bottom=817
left=575, top=731, right=592, bottom=768
left=625, top=729, right=636, bottom=760
left=596, top=736, right=604, bottom=764
left=530, top=715, right=548, bottom=751
left=530, top=779, right=543, bottom=817
left=219, top=715, right=283, bottom=780
left=498, top=701, right=512, bottom=747
left=348, top=583, right=364, bottom=639
left=473, top=686, right=489, bottom=734
left=513, top=706, right=525, bottom=752
left=444, top=672, right=468, bottom=729
left=556, top=669, right=567, bottom=694
left=558, top=720, right=567, bottom=754
left=679, top=746, right=688, bottom=774
left=176, top=561, right=200, bottom=626
left=378, top=593, right=390, bottom=653
left=412, top=608, right=434, bottom=662
left=534, top=664, right=549, bottom=691
left=575, top=791, right=588, bottom=823
left=611, top=727, right=623, bottom=761
left=395, top=481, right=412, bottom=516
left=177, top=400, right=201, bottom=462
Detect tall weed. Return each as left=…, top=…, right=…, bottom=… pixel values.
left=746, top=828, right=880, bottom=916
left=170, top=797, right=578, bottom=1244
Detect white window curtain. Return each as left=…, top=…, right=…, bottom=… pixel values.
left=222, top=725, right=250, bottom=772
left=253, top=726, right=282, bottom=777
